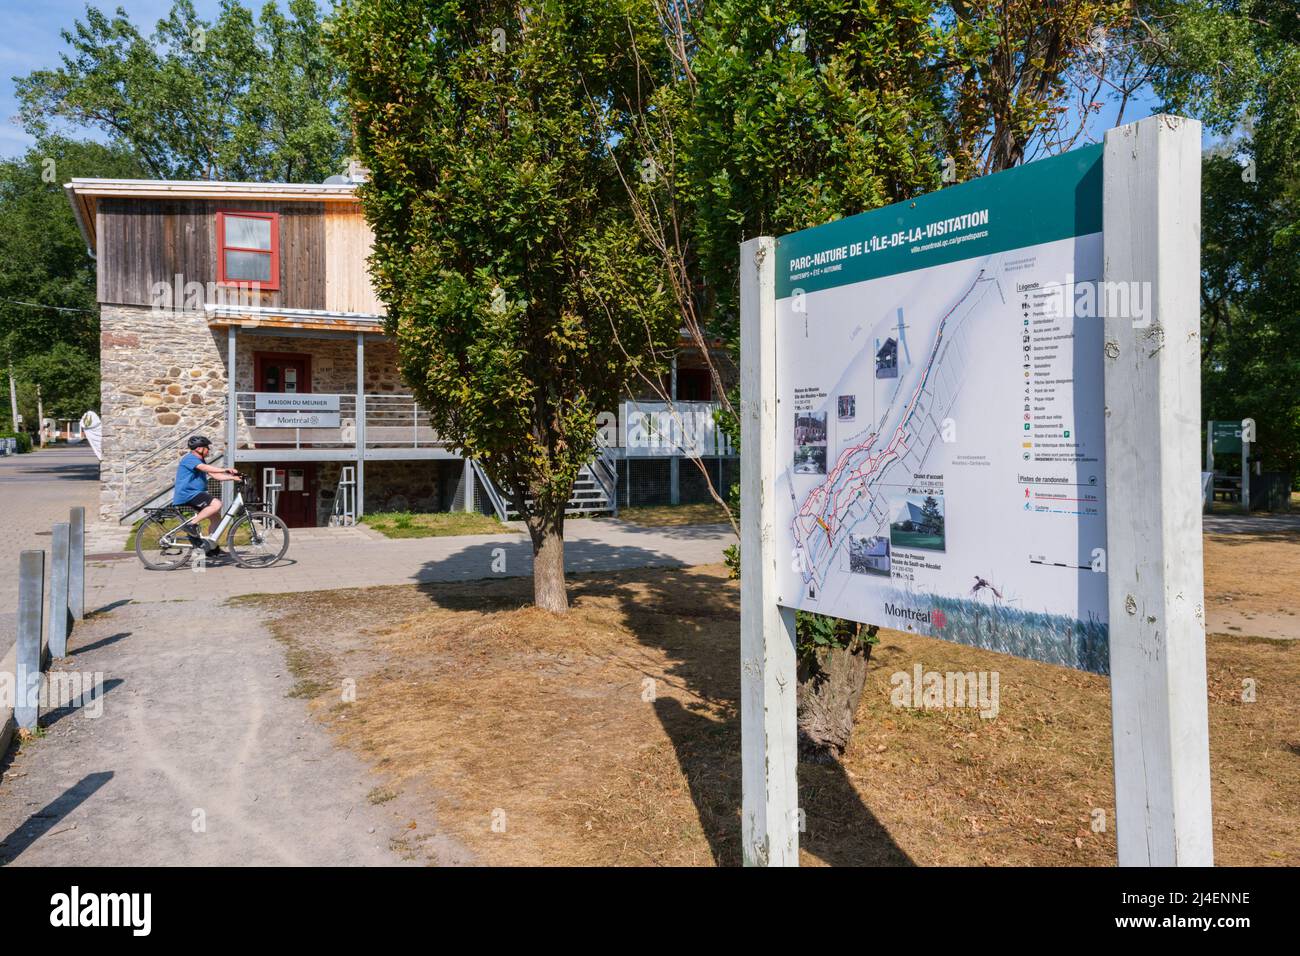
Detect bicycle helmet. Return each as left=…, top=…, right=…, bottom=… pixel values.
left=187, top=435, right=213, bottom=451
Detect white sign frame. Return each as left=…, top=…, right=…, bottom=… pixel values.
left=739, top=115, right=1212, bottom=867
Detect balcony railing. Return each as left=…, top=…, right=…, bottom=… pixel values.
left=235, top=392, right=444, bottom=450
left=232, top=393, right=733, bottom=456
left=616, top=400, right=733, bottom=457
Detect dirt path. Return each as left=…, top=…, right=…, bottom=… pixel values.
left=0, top=597, right=470, bottom=866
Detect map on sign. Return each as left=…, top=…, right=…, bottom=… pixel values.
left=774, top=146, right=1110, bottom=673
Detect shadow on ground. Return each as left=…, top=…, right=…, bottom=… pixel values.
left=411, top=551, right=911, bottom=866
left=0, top=772, right=113, bottom=864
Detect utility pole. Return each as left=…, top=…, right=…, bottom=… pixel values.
left=7, top=362, right=18, bottom=433
left=36, top=383, right=44, bottom=448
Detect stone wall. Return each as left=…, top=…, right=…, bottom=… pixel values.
left=232, top=335, right=403, bottom=394
left=98, top=305, right=409, bottom=523
left=100, top=306, right=229, bottom=521
left=315, top=459, right=458, bottom=525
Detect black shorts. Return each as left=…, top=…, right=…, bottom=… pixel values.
left=182, top=492, right=215, bottom=511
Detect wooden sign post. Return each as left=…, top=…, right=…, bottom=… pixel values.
left=739, top=236, right=799, bottom=866
left=739, top=114, right=1213, bottom=867
left=1101, top=114, right=1213, bottom=866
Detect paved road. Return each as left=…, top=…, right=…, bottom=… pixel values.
left=0, top=446, right=100, bottom=657
left=1202, top=513, right=1300, bottom=535
left=88, top=519, right=737, bottom=607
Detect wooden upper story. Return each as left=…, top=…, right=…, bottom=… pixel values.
left=65, top=179, right=384, bottom=315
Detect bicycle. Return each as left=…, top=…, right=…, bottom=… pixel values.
left=134, top=476, right=290, bottom=570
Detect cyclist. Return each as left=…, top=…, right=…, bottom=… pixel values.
left=175, top=436, right=241, bottom=553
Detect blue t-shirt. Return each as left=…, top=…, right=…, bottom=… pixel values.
left=173, top=453, right=210, bottom=504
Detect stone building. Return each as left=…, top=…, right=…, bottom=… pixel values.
left=66, top=176, right=736, bottom=529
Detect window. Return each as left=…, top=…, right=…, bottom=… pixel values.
left=217, top=211, right=279, bottom=289
left=676, top=367, right=712, bottom=401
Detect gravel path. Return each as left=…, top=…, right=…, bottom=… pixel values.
left=0, top=596, right=468, bottom=865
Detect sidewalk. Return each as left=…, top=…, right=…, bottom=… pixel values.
left=87, top=519, right=737, bottom=608
left=0, top=596, right=468, bottom=865
left=0, top=446, right=100, bottom=655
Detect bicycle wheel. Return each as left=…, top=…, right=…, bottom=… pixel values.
left=135, top=509, right=200, bottom=571
left=228, top=511, right=290, bottom=568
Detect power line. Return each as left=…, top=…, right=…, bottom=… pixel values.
left=0, top=297, right=97, bottom=314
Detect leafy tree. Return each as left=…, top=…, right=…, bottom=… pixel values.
left=16, top=0, right=351, bottom=182
left=682, top=0, right=1132, bottom=334
left=330, top=0, right=678, bottom=611
left=920, top=494, right=944, bottom=533
left=0, top=137, right=146, bottom=431
left=15, top=344, right=102, bottom=423
left=1137, top=0, right=1300, bottom=474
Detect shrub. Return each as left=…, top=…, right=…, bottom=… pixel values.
left=0, top=431, right=33, bottom=453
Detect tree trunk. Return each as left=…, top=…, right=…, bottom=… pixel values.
left=526, top=506, right=568, bottom=613
left=796, top=638, right=873, bottom=762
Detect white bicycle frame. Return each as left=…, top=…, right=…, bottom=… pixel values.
left=207, top=490, right=245, bottom=540
left=160, top=489, right=249, bottom=547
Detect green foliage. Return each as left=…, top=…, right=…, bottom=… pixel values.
left=684, top=0, right=1129, bottom=336
left=0, top=431, right=34, bottom=453
left=16, top=0, right=351, bottom=181
left=17, top=344, right=102, bottom=420
left=1, top=137, right=145, bottom=424
left=363, top=510, right=510, bottom=538
left=1142, top=0, right=1300, bottom=473
left=797, top=611, right=879, bottom=664
left=329, top=0, right=679, bottom=524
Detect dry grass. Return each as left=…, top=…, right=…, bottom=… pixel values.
left=612, top=502, right=732, bottom=527
left=1204, top=532, right=1300, bottom=639
left=243, top=531, right=1300, bottom=867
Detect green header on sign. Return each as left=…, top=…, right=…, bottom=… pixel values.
left=1210, top=420, right=1244, bottom=454
left=775, top=144, right=1103, bottom=299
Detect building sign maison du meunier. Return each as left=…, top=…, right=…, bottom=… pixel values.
left=253, top=393, right=341, bottom=429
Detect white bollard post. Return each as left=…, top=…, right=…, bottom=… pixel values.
left=16, top=550, right=45, bottom=730
left=69, top=506, right=86, bottom=621
left=47, top=522, right=71, bottom=659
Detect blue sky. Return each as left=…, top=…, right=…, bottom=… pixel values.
left=0, top=1, right=258, bottom=158
left=2, top=1, right=1165, bottom=162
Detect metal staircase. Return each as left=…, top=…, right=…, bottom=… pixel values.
left=469, top=440, right=618, bottom=521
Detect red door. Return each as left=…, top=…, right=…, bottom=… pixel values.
left=254, top=353, right=311, bottom=395
left=264, top=464, right=316, bottom=528
left=253, top=352, right=317, bottom=527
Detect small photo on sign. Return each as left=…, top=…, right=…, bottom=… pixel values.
left=837, top=394, right=856, bottom=421
left=848, top=534, right=890, bottom=576
left=875, top=337, right=899, bottom=379
left=793, top=412, right=827, bottom=475
left=890, top=493, right=945, bottom=552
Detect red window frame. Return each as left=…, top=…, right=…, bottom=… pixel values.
left=216, top=210, right=280, bottom=290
